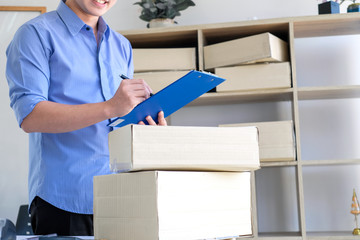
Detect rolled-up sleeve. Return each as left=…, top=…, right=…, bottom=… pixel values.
left=6, top=23, right=50, bottom=127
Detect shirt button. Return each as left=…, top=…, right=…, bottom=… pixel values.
left=86, top=27, right=90, bottom=31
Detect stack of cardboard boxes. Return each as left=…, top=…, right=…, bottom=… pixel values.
left=204, top=32, right=296, bottom=163
left=93, top=31, right=295, bottom=239
left=94, top=125, right=260, bottom=240
left=204, top=32, right=291, bottom=93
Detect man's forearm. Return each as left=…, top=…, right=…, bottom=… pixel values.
left=20, top=79, right=161, bottom=133
left=21, top=100, right=113, bottom=133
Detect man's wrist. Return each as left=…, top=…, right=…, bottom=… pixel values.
left=102, top=100, right=115, bottom=119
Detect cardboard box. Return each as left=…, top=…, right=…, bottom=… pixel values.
left=133, top=48, right=196, bottom=72
left=133, top=71, right=189, bottom=94
left=204, top=32, right=289, bottom=70
left=94, top=171, right=253, bottom=240
left=108, top=125, right=260, bottom=172
left=215, top=62, right=291, bottom=92
left=220, top=121, right=295, bottom=162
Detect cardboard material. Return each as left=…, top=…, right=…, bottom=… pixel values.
left=94, top=171, right=253, bottom=240
left=133, top=48, right=196, bottom=72
left=204, top=32, right=289, bottom=70
left=215, top=62, right=291, bottom=92
left=108, top=124, right=260, bottom=172
left=134, top=71, right=189, bottom=94
left=220, top=121, right=295, bottom=162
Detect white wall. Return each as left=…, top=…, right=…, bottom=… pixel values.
left=0, top=0, right=318, bottom=30
left=106, top=0, right=317, bottom=30
left=0, top=8, right=44, bottom=226
left=2, top=0, right=358, bottom=234
left=295, top=35, right=360, bottom=232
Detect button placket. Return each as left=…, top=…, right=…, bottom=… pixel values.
left=98, top=45, right=112, bottom=101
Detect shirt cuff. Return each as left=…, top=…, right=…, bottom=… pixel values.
left=12, top=94, right=47, bottom=127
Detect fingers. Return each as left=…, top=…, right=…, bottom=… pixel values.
left=145, top=115, right=157, bottom=125
left=146, top=111, right=167, bottom=126
left=144, top=83, right=153, bottom=96
left=139, top=79, right=153, bottom=98
left=137, top=111, right=167, bottom=126
left=110, top=78, right=154, bottom=118
left=134, top=78, right=153, bottom=96
left=157, top=111, right=167, bottom=126
left=124, top=79, right=152, bottom=99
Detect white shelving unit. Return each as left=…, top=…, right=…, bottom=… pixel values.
left=119, top=13, right=360, bottom=239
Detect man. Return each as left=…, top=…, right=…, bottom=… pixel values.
left=6, top=0, right=166, bottom=236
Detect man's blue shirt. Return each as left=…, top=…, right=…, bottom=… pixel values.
left=6, top=0, right=133, bottom=214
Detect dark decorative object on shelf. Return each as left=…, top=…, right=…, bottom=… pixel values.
left=134, top=0, right=195, bottom=28
left=339, top=0, right=360, bottom=12
left=347, top=3, right=360, bottom=12
left=318, top=1, right=340, bottom=14
left=351, top=189, right=360, bottom=235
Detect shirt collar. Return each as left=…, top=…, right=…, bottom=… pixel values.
left=98, top=15, right=110, bottom=40
left=57, top=0, right=110, bottom=38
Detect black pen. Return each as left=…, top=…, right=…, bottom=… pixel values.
left=120, top=74, right=154, bottom=96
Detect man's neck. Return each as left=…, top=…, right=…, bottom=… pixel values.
left=65, top=0, right=99, bottom=31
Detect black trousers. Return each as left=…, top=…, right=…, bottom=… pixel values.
left=30, top=196, right=93, bottom=236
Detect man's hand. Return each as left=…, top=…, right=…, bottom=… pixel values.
left=106, top=78, right=153, bottom=119
left=138, top=111, right=167, bottom=126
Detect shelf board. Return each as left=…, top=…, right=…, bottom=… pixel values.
left=259, top=159, right=360, bottom=168
left=120, top=13, right=360, bottom=42
left=300, top=159, right=360, bottom=166
left=261, top=161, right=298, bottom=168
left=294, top=12, right=360, bottom=38
left=187, top=89, right=293, bottom=106
left=306, top=231, right=360, bottom=239
left=254, top=231, right=359, bottom=239
left=257, top=232, right=302, bottom=239
left=297, top=85, right=360, bottom=100
left=256, top=237, right=302, bottom=240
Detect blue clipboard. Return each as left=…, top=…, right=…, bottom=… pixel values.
left=108, top=70, right=225, bottom=128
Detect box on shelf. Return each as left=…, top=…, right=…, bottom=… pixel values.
left=347, top=3, right=360, bottom=12
left=203, top=32, right=289, bottom=70
left=133, top=48, right=196, bottom=72
left=94, top=171, right=253, bottom=240
left=219, top=120, right=295, bottom=162
left=133, top=71, right=189, bottom=94
left=108, top=124, right=260, bottom=173
left=215, top=62, right=291, bottom=92
left=318, top=1, right=340, bottom=14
